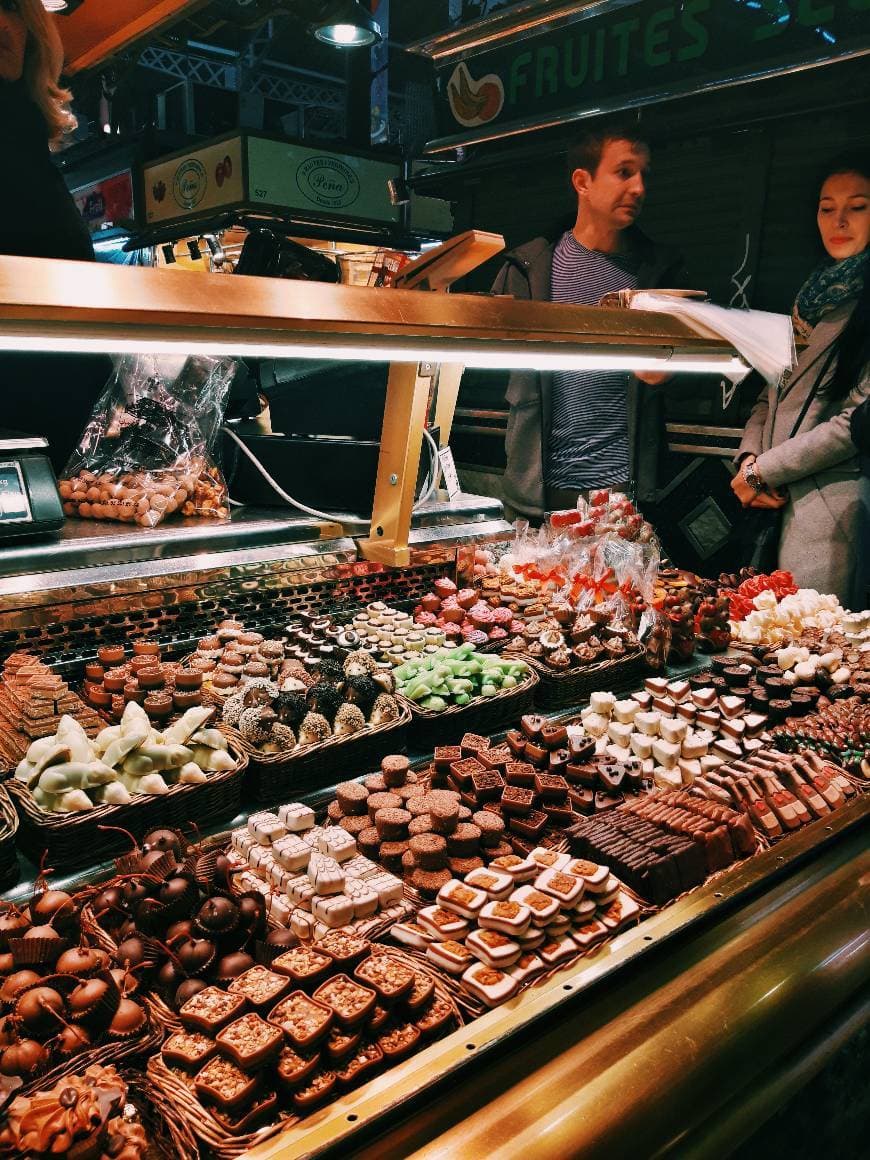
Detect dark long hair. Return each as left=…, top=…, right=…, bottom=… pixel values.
left=822, top=151, right=870, bottom=400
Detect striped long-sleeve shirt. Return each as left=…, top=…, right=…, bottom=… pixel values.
left=546, top=231, right=639, bottom=489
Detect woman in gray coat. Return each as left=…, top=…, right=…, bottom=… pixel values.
left=732, top=154, right=870, bottom=604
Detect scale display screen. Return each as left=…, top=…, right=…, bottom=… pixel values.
left=0, top=461, right=32, bottom=524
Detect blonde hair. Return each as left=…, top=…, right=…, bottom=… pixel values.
left=18, top=0, right=76, bottom=143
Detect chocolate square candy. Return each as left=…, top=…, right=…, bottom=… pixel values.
left=505, top=729, right=527, bottom=757
left=354, top=954, right=416, bottom=1003
left=335, top=1042, right=383, bottom=1089
left=505, top=761, right=536, bottom=788
left=228, top=967, right=291, bottom=1012
left=565, top=761, right=600, bottom=788
left=509, top=808, right=548, bottom=839
left=180, top=987, right=247, bottom=1035
left=194, top=1056, right=262, bottom=1112
left=471, top=768, right=506, bottom=802
left=211, top=1091, right=278, bottom=1135
left=501, top=785, right=536, bottom=815
left=268, top=991, right=333, bottom=1050
left=460, top=732, right=491, bottom=757
left=478, top=745, right=512, bottom=771
left=217, top=1013, right=283, bottom=1072
left=163, top=1030, right=218, bottom=1073
left=533, top=772, right=569, bottom=803
left=450, top=757, right=486, bottom=789
left=433, top=746, right=462, bottom=772
left=314, top=975, right=377, bottom=1028
left=270, top=947, right=333, bottom=990
left=275, top=1045, right=321, bottom=1092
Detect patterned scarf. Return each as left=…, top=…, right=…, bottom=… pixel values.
left=793, top=249, right=870, bottom=339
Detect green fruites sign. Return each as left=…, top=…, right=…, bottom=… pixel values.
left=432, top=0, right=870, bottom=148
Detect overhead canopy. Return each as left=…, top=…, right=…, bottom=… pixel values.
left=59, top=0, right=207, bottom=74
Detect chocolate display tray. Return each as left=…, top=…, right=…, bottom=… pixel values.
left=7, top=738, right=248, bottom=869
left=398, top=670, right=539, bottom=750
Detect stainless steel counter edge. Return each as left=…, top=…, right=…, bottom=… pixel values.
left=246, top=794, right=869, bottom=1160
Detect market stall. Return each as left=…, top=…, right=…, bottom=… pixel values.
left=0, top=254, right=865, bottom=1159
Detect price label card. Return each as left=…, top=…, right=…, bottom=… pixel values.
left=0, top=462, right=31, bottom=524
left=438, top=447, right=462, bottom=501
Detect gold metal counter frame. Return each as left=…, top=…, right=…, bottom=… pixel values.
left=247, top=794, right=869, bottom=1160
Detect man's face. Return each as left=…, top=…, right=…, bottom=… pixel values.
left=0, top=1, right=26, bottom=84
left=574, top=139, right=649, bottom=231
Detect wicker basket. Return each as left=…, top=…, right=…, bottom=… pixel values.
left=225, top=703, right=412, bottom=806
left=521, top=647, right=646, bottom=711
left=18, top=1006, right=163, bottom=1101
left=146, top=946, right=462, bottom=1160
left=0, top=784, right=19, bottom=890
left=7, top=740, right=248, bottom=869
left=398, top=670, right=539, bottom=749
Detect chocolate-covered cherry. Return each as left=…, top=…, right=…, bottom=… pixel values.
left=56, top=946, right=110, bottom=977
left=174, top=937, right=216, bottom=975
left=159, top=877, right=193, bottom=908
left=0, top=1039, right=46, bottom=1078
left=174, top=978, right=207, bottom=1010
left=165, top=919, right=194, bottom=943
left=265, top=929, right=300, bottom=950
left=194, top=896, right=238, bottom=936
left=0, top=1017, right=18, bottom=1048
left=0, top=954, right=13, bottom=976
left=109, top=967, right=140, bottom=997
left=55, top=1023, right=91, bottom=1057
left=115, top=936, right=149, bottom=969
left=143, top=828, right=182, bottom=858
left=121, top=880, right=149, bottom=907
left=0, top=905, right=30, bottom=949
left=68, top=978, right=112, bottom=1020
left=139, top=849, right=177, bottom=878
left=16, top=986, right=65, bottom=1034
left=30, top=889, right=75, bottom=928
left=91, top=886, right=126, bottom=928
left=215, top=951, right=254, bottom=980
left=236, top=893, right=267, bottom=938
left=0, top=970, right=41, bottom=1004
left=108, top=997, right=145, bottom=1037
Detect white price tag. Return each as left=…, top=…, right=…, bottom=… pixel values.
left=438, top=446, right=462, bottom=501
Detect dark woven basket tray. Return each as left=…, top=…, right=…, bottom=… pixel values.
left=0, top=784, right=19, bottom=891
left=398, top=670, right=539, bottom=749
left=224, top=703, right=412, bottom=807
left=522, top=647, right=646, bottom=711
left=7, top=739, right=248, bottom=869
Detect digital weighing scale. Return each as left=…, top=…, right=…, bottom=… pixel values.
left=0, top=431, right=65, bottom=540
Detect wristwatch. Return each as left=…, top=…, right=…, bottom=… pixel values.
left=743, top=460, right=765, bottom=494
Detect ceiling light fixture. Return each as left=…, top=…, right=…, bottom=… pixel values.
left=312, top=0, right=382, bottom=48
left=42, top=0, right=85, bottom=13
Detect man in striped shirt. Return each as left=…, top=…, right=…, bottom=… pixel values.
left=492, top=125, right=685, bottom=520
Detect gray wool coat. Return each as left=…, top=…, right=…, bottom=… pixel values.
left=738, top=303, right=868, bottom=604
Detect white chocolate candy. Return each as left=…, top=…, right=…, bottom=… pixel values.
left=466, top=927, right=522, bottom=969
left=676, top=703, right=697, bottom=723
left=247, top=811, right=285, bottom=845
left=635, top=711, right=661, bottom=737
left=700, top=754, right=726, bottom=773
left=681, top=733, right=709, bottom=760
left=489, top=854, right=536, bottom=883
left=607, top=720, right=632, bottom=748
left=719, top=695, right=745, bottom=719
left=317, top=828, right=357, bottom=863
left=612, top=699, right=640, bottom=725
left=599, top=890, right=641, bottom=931
left=267, top=893, right=292, bottom=926
left=367, top=872, right=403, bottom=908
left=417, top=904, right=470, bottom=940
left=605, top=744, right=632, bottom=764
left=652, top=696, right=676, bottom=715
left=437, top=879, right=487, bottom=920
left=248, top=846, right=275, bottom=875
left=528, top=848, right=570, bottom=872
left=745, top=713, right=767, bottom=738
left=585, top=871, right=620, bottom=897
left=659, top=717, right=688, bottom=745
left=343, top=878, right=379, bottom=919
left=391, top=922, right=433, bottom=950
left=508, top=952, right=545, bottom=984
left=651, top=738, right=680, bottom=769
left=535, top=869, right=584, bottom=906
left=461, top=962, right=519, bottom=1006
left=307, top=852, right=345, bottom=896
left=272, top=835, right=310, bottom=873
left=644, top=677, right=668, bottom=696
left=290, top=907, right=317, bottom=938
left=691, top=687, right=717, bottom=709
left=478, top=899, right=532, bottom=937
left=510, top=885, right=559, bottom=926
left=653, top=766, right=682, bottom=791
left=667, top=680, right=691, bottom=703
left=267, top=863, right=294, bottom=892
left=301, top=826, right=328, bottom=850
left=573, top=919, right=608, bottom=947
left=565, top=859, right=609, bottom=888
left=311, top=893, right=354, bottom=928
left=516, top=926, right=546, bottom=949
left=231, top=828, right=255, bottom=858
left=343, top=855, right=381, bottom=881
left=678, top=758, right=701, bottom=785
left=286, top=874, right=315, bottom=909
left=631, top=690, right=652, bottom=709
left=545, top=914, right=572, bottom=938
left=630, top=733, right=654, bottom=760
left=589, top=690, right=616, bottom=716
left=581, top=712, right=609, bottom=738
left=539, top=934, right=577, bottom=965
left=464, top=867, right=514, bottom=901
left=573, top=897, right=598, bottom=921
left=427, top=940, right=475, bottom=975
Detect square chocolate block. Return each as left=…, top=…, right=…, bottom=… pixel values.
left=501, top=785, right=536, bottom=816
left=470, top=768, right=506, bottom=803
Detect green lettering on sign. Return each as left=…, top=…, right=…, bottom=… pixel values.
left=644, top=5, right=675, bottom=67
left=535, top=45, right=559, bottom=98
left=509, top=51, right=533, bottom=104
left=677, top=0, right=710, bottom=62
left=611, top=18, right=640, bottom=77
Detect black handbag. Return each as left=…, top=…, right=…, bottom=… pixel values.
left=736, top=342, right=838, bottom=571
